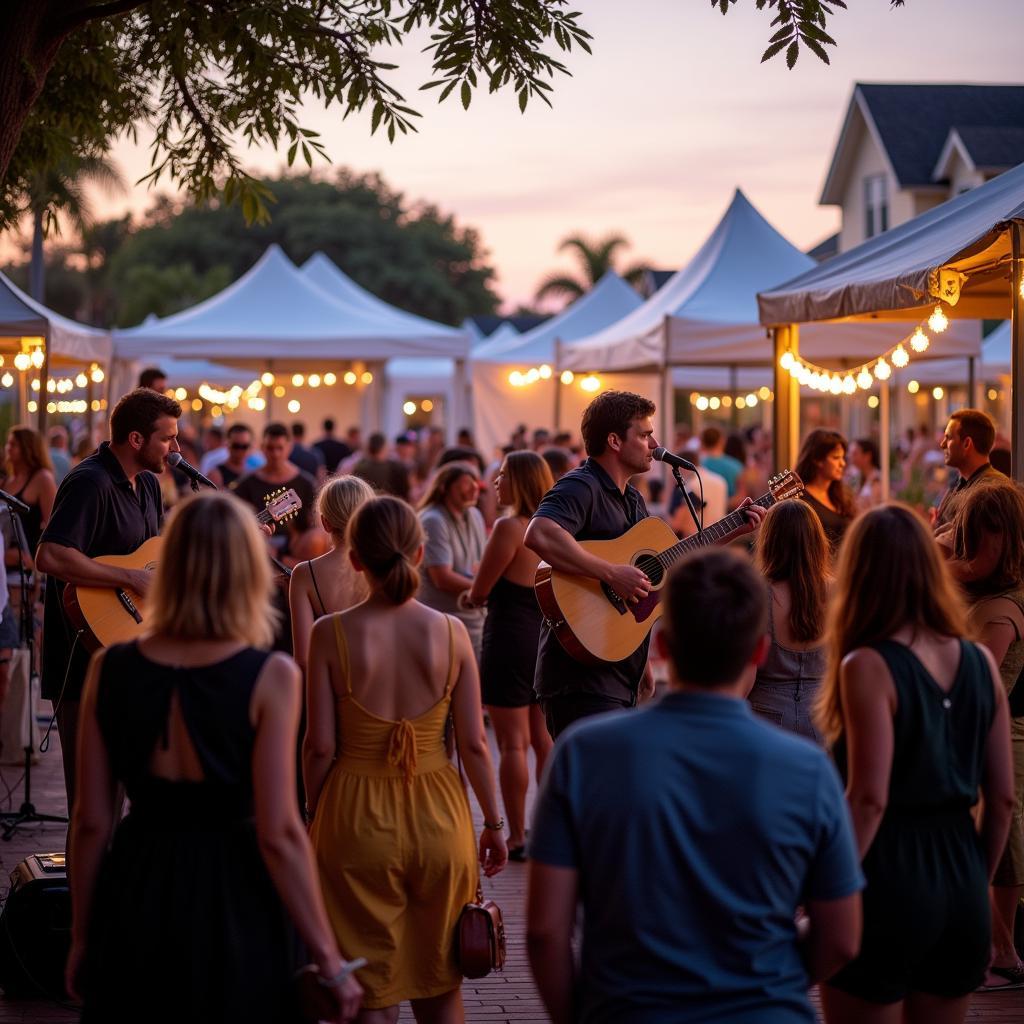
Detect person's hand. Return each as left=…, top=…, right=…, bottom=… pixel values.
left=605, top=563, right=650, bottom=605
left=480, top=826, right=508, bottom=876
left=638, top=664, right=656, bottom=702
left=123, top=568, right=153, bottom=596
left=734, top=497, right=766, bottom=536
left=309, top=963, right=363, bottom=1024
left=64, top=939, right=87, bottom=1004
left=328, top=973, right=364, bottom=1024
left=259, top=522, right=275, bottom=537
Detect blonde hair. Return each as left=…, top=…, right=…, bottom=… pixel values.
left=418, top=461, right=479, bottom=511
left=814, top=503, right=967, bottom=744
left=147, top=491, right=277, bottom=646
left=349, top=496, right=423, bottom=605
left=317, top=475, right=374, bottom=537
left=501, top=450, right=554, bottom=517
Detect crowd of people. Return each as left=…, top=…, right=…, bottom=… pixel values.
left=0, top=373, right=1019, bottom=1022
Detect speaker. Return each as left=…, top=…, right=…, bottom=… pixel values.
left=0, top=853, right=70, bottom=998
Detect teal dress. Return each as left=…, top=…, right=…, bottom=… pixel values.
left=829, top=639, right=995, bottom=1004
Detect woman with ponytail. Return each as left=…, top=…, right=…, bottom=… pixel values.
left=304, top=496, right=507, bottom=1020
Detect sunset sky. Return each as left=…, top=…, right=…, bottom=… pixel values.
left=17, top=0, right=1024, bottom=312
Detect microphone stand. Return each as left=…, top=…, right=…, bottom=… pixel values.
left=0, top=500, right=67, bottom=839
left=671, top=466, right=704, bottom=536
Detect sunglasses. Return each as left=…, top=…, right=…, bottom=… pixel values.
left=230, top=442, right=251, bottom=451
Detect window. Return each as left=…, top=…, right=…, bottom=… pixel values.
left=863, top=174, right=889, bottom=239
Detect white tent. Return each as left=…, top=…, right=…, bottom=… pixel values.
left=562, top=189, right=979, bottom=374
left=471, top=272, right=649, bottom=456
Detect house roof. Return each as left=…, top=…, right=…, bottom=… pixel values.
left=821, top=83, right=1024, bottom=204
left=933, top=125, right=1024, bottom=180
left=805, top=233, right=839, bottom=263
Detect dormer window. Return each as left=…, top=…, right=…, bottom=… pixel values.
left=863, top=173, right=889, bottom=239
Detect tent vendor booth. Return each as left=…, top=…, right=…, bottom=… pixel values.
left=112, top=246, right=472, bottom=438
left=759, top=157, right=1024, bottom=483
left=0, top=271, right=112, bottom=434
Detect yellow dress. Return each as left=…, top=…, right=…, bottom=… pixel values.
left=310, top=615, right=477, bottom=1008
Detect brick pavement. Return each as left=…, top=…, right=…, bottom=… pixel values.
left=0, top=722, right=1019, bottom=1021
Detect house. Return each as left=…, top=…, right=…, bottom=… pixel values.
left=820, top=83, right=1024, bottom=253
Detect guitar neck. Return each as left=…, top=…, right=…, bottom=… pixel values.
left=662, top=490, right=777, bottom=565
left=256, top=507, right=273, bottom=526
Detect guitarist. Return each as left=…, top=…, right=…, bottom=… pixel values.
left=36, top=388, right=181, bottom=811
left=525, top=391, right=763, bottom=739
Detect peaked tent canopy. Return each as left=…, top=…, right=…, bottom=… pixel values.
left=113, top=245, right=471, bottom=360
left=562, top=189, right=978, bottom=373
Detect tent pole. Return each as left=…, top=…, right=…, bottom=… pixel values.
left=453, top=358, right=467, bottom=443
left=38, top=339, right=50, bottom=433
left=553, top=339, right=562, bottom=433
left=1012, top=222, right=1024, bottom=483
left=967, top=356, right=977, bottom=409
left=661, top=317, right=672, bottom=448
left=265, top=361, right=274, bottom=424
left=772, top=326, right=799, bottom=472
left=880, top=377, right=891, bottom=501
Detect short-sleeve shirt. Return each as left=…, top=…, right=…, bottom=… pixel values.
left=417, top=504, right=486, bottom=639
left=531, top=458, right=649, bottom=702
left=703, top=453, right=744, bottom=497
left=40, top=443, right=164, bottom=702
left=232, top=469, right=317, bottom=539
left=352, top=457, right=411, bottom=501
left=530, top=692, right=864, bottom=1024
left=934, top=462, right=997, bottom=528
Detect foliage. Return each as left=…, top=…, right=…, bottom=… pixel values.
left=4, top=171, right=500, bottom=327
left=534, top=233, right=648, bottom=306
left=712, top=0, right=906, bottom=68
left=1, top=1, right=593, bottom=229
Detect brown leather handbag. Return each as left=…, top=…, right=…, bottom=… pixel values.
left=454, top=882, right=506, bottom=978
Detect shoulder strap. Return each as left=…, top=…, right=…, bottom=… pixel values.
left=332, top=615, right=352, bottom=694
left=307, top=559, right=327, bottom=617
left=444, top=614, right=458, bottom=696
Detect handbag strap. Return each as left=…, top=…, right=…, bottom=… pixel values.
left=448, top=708, right=487, bottom=903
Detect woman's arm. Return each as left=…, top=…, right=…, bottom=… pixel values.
left=977, top=645, right=1015, bottom=881
left=251, top=652, right=362, bottom=1019
left=36, top=469, right=57, bottom=531
left=969, top=596, right=1022, bottom=667
left=302, top=618, right=340, bottom=817
left=466, top=518, right=518, bottom=607
left=448, top=618, right=508, bottom=876
left=839, top=648, right=896, bottom=859
left=288, top=562, right=315, bottom=673
left=66, top=651, right=116, bottom=1001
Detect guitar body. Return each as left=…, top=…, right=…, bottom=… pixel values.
left=535, top=517, right=678, bottom=665
left=64, top=536, right=163, bottom=652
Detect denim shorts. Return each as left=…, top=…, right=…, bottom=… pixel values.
left=0, top=602, right=20, bottom=650
left=747, top=678, right=823, bottom=744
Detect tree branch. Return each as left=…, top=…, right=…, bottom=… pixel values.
left=170, top=66, right=218, bottom=150
left=50, top=0, right=151, bottom=37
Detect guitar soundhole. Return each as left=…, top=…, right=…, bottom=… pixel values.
left=634, top=555, right=664, bottom=586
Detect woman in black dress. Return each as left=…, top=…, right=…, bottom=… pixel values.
left=815, top=504, right=1014, bottom=1024
left=464, top=450, right=554, bottom=860
left=795, top=428, right=856, bottom=554
left=66, top=491, right=363, bottom=1023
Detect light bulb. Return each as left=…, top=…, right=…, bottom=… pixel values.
left=287, top=399, right=301, bottom=413
left=857, top=369, right=873, bottom=390
left=308, top=374, right=321, bottom=388
left=910, top=328, right=929, bottom=353
left=13, top=353, right=30, bottom=372
left=779, top=351, right=794, bottom=370
left=908, top=380, right=920, bottom=394
left=403, top=401, right=416, bottom=415
left=736, top=397, right=746, bottom=409
left=891, top=344, right=909, bottom=368
left=745, top=393, right=757, bottom=406
left=30, top=349, right=44, bottom=368
left=508, top=371, right=524, bottom=387
left=292, top=374, right=304, bottom=387
left=874, top=359, right=891, bottom=381
left=560, top=370, right=574, bottom=385
left=829, top=376, right=843, bottom=395
left=709, top=396, right=721, bottom=410
left=90, top=367, right=104, bottom=383
left=696, top=396, right=709, bottom=411
left=932, top=386, right=944, bottom=400
left=927, top=305, right=948, bottom=333
left=324, top=372, right=337, bottom=385
left=343, top=371, right=357, bottom=385
left=842, top=375, right=856, bottom=394
left=75, top=373, right=88, bottom=388
left=580, top=375, right=601, bottom=393
left=261, top=372, right=275, bottom=386
left=539, top=364, right=552, bottom=379
left=867, top=395, right=879, bottom=409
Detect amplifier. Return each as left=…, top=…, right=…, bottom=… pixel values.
left=0, top=852, right=69, bottom=999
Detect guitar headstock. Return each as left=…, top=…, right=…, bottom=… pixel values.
left=768, top=470, right=804, bottom=502
left=263, top=487, right=302, bottom=524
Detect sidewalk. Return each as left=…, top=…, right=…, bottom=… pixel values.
left=0, top=725, right=1019, bottom=1021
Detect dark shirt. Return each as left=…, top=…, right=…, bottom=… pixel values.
left=233, top=469, right=317, bottom=540
left=352, top=457, right=411, bottom=501
left=288, top=443, right=324, bottom=479
left=40, top=442, right=164, bottom=701
left=532, top=458, right=649, bottom=702
left=800, top=492, right=853, bottom=553
left=313, top=438, right=351, bottom=474
left=934, top=462, right=996, bottom=528
left=530, top=692, right=863, bottom=1024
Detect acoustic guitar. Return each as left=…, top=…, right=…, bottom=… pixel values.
left=534, top=470, right=804, bottom=665
left=63, top=488, right=302, bottom=652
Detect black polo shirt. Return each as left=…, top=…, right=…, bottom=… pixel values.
left=532, top=458, right=650, bottom=703
left=934, top=462, right=996, bottom=528
left=40, top=442, right=164, bottom=702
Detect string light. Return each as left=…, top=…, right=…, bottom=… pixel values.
left=873, top=359, right=891, bottom=381
left=75, top=373, right=88, bottom=388
left=361, top=371, right=374, bottom=384
left=90, top=365, right=104, bottom=383
left=910, top=328, right=929, bottom=353
left=261, top=372, right=275, bottom=386
left=927, top=305, right=949, bottom=333
left=287, top=399, right=301, bottom=413
left=308, top=374, right=321, bottom=388
left=560, top=370, right=574, bottom=385
left=30, top=349, right=44, bottom=369
left=580, top=375, right=602, bottom=393
left=891, top=345, right=909, bottom=368
left=324, top=372, right=337, bottom=385
left=421, top=399, right=434, bottom=412
left=26, top=401, right=37, bottom=414
left=13, top=353, right=30, bottom=372
left=0, top=373, right=12, bottom=388
left=343, top=371, right=357, bottom=385
left=907, top=380, right=920, bottom=394
left=292, top=373, right=304, bottom=387
left=690, top=390, right=771, bottom=409
left=403, top=401, right=416, bottom=415
left=932, top=386, right=944, bottom=400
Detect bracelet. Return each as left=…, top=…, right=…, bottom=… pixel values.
left=316, top=957, right=367, bottom=988
left=482, top=818, right=505, bottom=831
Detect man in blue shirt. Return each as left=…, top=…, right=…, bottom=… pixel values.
left=527, top=547, right=864, bottom=1024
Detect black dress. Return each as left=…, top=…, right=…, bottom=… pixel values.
left=83, top=643, right=298, bottom=1023
left=800, top=492, right=853, bottom=553
left=829, top=639, right=995, bottom=1003
left=480, top=575, right=542, bottom=707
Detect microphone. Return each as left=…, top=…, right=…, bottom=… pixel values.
left=167, top=452, right=217, bottom=489
left=0, top=488, right=30, bottom=515
left=652, top=447, right=698, bottom=473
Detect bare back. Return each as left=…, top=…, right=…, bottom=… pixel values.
left=500, top=515, right=541, bottom=587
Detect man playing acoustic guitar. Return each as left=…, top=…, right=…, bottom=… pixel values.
left=37, top=388, right=181, bottom=811
left=525, top=391, right=764, bottom=739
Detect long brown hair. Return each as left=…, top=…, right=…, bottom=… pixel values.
left=755, top=500, right=829, bottom=643
left=953, top=478, right=1024, bottom=596
left=418, top=461, right=479, bottom=511
left=501, top=450, right=554, bottom=517
left=795, top=429, right=855, bottom=518
left=348, top=496, right=423, bottom=605
left=815, top=503, right=967, bottom=744
left=6, top=426, right=52, bottom=478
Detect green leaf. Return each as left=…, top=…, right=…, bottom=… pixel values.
left=760, top=38, right=789, bottom=63
left=460, top=80, right=471, bottom=109
left=785, top=41, right=799, bottom=69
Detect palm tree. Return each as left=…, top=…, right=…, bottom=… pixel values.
left=27, top=153, right=126, bottom=302
left=534, top=232, right=649, bottom=306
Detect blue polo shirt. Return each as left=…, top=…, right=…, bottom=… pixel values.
left=530, top=691, right=864, bottom=1024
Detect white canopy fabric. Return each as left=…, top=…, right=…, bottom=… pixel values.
left=759, top=160, right=1024, bottom=325
left=563, top=190, right=980, bottom=372
left=113, top=245, right=471, bottom=361
left=0, top=270, right=111, bottom=365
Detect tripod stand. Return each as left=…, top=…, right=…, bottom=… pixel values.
left=0, top=498, right=67, bottom=840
